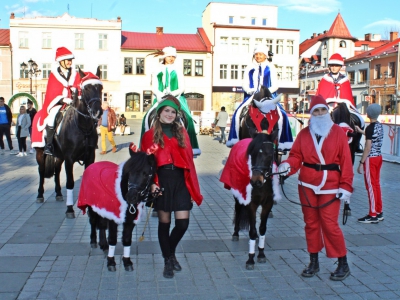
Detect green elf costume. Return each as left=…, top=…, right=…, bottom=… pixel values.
left=140, top=46, right=200, bottom=156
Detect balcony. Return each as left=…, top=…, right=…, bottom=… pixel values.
left=369, top=77, right=396, bottom=87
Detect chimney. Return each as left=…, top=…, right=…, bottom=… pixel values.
left=156, top=27, right=163, bottom=35
left=10, top=12, right=15, bottom=19
left=365, top=33, right=371, bottom=41
left=117, top=16, right=121, bottom=22
left=313, top=33, right=317, bottom=38
left=390, top=31, right=398, bottom=42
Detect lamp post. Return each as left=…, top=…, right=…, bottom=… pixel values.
left=383, top=71, right=388, bottom=112
left=20, top=59, right=41, bottom=97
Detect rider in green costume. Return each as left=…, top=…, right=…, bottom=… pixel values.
left=140, top=46, right=200, bottom=156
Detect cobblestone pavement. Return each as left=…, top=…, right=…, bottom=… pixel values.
left=1, top=120, right=400, bottom=299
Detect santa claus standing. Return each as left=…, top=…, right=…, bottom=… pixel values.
left=31, top=47, right=80, bottom=155
left=278, top=95, right=354, bottom=281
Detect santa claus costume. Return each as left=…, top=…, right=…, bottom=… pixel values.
left=279, top=95, right=353, bottom=281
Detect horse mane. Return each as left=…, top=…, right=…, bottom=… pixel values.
left=123, top=152, right=155, bottom=174
left=332, top=102, right=350, bottom=124
left=246, top=132, right=276, bottom=157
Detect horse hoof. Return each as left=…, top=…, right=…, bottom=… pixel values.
left=107, top=265, right=116, bottom=272
left=65, top=212, right=75, bottom=219
left=246, top=263, right=255, bottom=270
left=124, top=265, right=134, bottom=272
left=36, top=197, right=44, bottom=203
left=56, top=196, right=63, bottom=201
left=232, top=235, right=239, bottom=241
left=257, top=257, right=267, bottom=263
left=269, top=212, right=274, bottom=218
left=90, top=243, right=97, bottom=248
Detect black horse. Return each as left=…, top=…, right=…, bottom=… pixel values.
left=35, top=68, right=103, bottom=219
left=78, top=150, right=156, bottom=272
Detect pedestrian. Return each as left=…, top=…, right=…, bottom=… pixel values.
left=316, top=53, right=363, bottom=152
left=355, top=104, right=384, bottom=224
left=278, top=95, right=353, bottom=281
left=31, top=47, right=80, bottom=155
left=26, top=99, right=37, bottom=154
left=119, top=113, right=127, bottom=136
left=98, top=101, right=117, bottom=155
left=215, top=106, right=229, bottom=144
left=141, top=46, right=201, bottom=156
left=226, top=45, right=293, bottom=151
left=15, top=105, right=31, bottom=157
left=0, top=96, right=17, bottom=155
left=140, top=96, right=203, bottom=279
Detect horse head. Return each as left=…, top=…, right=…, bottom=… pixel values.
left=122, top=151, right=157, bottom=207
left=78, top=68, right=103, bottom=121
left=331, top=102, right=351, bottom=125
left=247, top=128, right=279, bottom=188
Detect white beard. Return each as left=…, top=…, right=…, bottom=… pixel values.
left=309, top=113, right=334, bottom=138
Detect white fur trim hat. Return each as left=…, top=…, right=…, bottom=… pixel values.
left=162, top=46, right=177, bottom=58
left=253, top=45, right=269, bottom=57
left=309, top=95, right=328, bottom=114
left=80, top=72, right=102, bottom=88
left=328, top=53, right=344, bottom=66
left=55, top=47, right=74, bottom=62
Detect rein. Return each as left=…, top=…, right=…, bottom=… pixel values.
left=126, top=168, right=154, bottom=214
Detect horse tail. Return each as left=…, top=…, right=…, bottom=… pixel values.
left=233, top=199, right=250, bottom=231
left=44, top=155, right=55, bottom=178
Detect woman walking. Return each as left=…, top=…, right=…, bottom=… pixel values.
left=15, top=105, right=31, bottom=157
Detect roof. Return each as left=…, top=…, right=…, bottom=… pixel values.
left=0, top=29, right=10, bottom=46
left=345, top=38, right=400, bottom=63
left=323, top=13, right=356, bottom=40
left=299, top=32, right=327, bottom=54
left=121, top=28, right=212, bottom=53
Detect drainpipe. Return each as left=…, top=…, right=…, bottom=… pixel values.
left=10, top=42, right=13, bottom=96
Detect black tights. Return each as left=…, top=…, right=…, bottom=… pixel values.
left=158, top=210, right=189, bottom=259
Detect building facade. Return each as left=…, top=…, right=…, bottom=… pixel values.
left=0, top=29, right=12, bottom=102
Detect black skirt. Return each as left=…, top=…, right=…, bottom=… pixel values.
left=154, top=165, right=192, bottom=212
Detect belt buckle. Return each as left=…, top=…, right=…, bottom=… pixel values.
left=171, top=165, right=175, bottom=170
left=316, top=164, right=321, bottom=171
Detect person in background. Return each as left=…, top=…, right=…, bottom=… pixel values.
left=26, top=99, right=37, bottom=154
left=278, top=95, right=353, bottom=281
left=119, top=114, right=127, bottom=136
left=98, top=101, right=117, bottom=155
left=0, top=96, right=17, bottom=155
left=355, top=104, right=384, bottom=224
left=215, top=106, right=229, bottom=144
left=140, top=96, right=203, bottom=279
left=15, top=105, right=31, bottom=157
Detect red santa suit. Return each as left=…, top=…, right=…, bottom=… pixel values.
left=31, top=64, right=80, bottom=147
left=316, top=73, right=355, bottom=109
left=282, top=124, right=353, bottom=258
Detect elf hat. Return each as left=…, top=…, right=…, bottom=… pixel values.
left=55, top=47, right=75, bottom=62
left=309, top=95, right=328, bottom=114
left=328, top=53, right=344, bottom=66
left=157, top=96, right=181, bottom=113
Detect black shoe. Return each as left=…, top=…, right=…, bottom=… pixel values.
left=301, top=253, right=319, bottom=277
left=358, top=215, right=379, bottom=224
left=377, top=213, right=384, bottom=221
left=330, top=256, right=350, bottom=281
left=169, top=254, right=182, bottom=271
left=163, top=258, right=174, bottom=278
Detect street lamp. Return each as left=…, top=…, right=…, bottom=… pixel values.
left=20, top=59, right=41, bottom=97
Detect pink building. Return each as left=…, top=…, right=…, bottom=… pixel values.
left=0, top=29, right=12, bottom=102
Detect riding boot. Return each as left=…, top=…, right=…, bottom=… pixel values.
left=302, top=253, right=319, bottom=277
left=330, top=255, right=350, bottom=281
left=169, top=253, right=182, bottom=271
left=163, top=257, right=174, bottom=278
left=354, top=132, right=363, bottom=153
left=44, top=126, right=55, bottom=156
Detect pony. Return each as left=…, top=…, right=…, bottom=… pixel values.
left=220, top=117, right=281, bottom=269
left=35, top=68, right=103, bottom=219
left=77, top=149, right=157, bottom=272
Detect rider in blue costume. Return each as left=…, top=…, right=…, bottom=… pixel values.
left=226, top=46, right=293, bottom=151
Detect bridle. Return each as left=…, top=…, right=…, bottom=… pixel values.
left=70, top=88, right=101, bottom=121
left=250, top=141, right=277, bottom=184
left=126, top=167, right=154, bottom=214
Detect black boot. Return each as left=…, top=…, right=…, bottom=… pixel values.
left=302, top=253, right=319, bottom=277
left=163, top=258, right=174, bottom=278
left=330, top=255, right=350, bottom=281
left=169, top=254, right=182, bottom=271
left=44, top=126, right=55, bottom=156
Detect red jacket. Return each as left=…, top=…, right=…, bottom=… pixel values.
left=141, top=128, right=203, bottom=205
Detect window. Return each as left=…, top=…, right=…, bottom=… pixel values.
left=389, top=62, right=395, bottom=77
left=75, top=33, right=84, bottom=49
left=229, top=16, right=234, bottom=24
left=220, top=64, right=227, bottom=79
left=339, top=40, right=346, bottom=48
left=75, top=64, right=84, bottom=72
left=103, top=93, right=108, bottom=102
left=276, top=39, right=283, bottom=54
left=286, top=67, right=293, bottom=81
left=359, top=69, right=368, bottom=84
left=266, top=39, right=273, bottom=52
left=323, top=42, right=327, bottom=50
left=143, top=90, right=152, bottom=112
left=136, top=58, right=144, bottom=74
left=125, top=92, right=140, bottom=112
left=99, top=34, right=108, bottom=50
left=124, top=58, right=133, bottom=74
left=99, top=64, right=107, bottom=80
left=20, top=64, right=28, bottom=79
left=241, top=65, right=247, bottom=79
left=41, top=63, right=51, bottom=79
left=287, top=40, right=294, bottom=55
left=231, top=65, right=238, bottom=79
left=361, top=44, right=368, bottom=51
left=231, top=37, right=239, bottom=53
left=195, top=60, right=203, bottom=76
left=220, top=37, right=228, bottom=51
left=276, top=66, right=282, bottom=80
left=242, top=38, right=250, bottom=53
left=347, top=71, right=355, bottom=84
left=183, top=59, right=192, bottom=76
left=19, top=31, right=29, bottom=48
left=251, top=18, right=256, bottom=25
left=374, top=64, right=381, bottom=79
left=42, top=32, right=51, bottom=49
left=262, top=18, right=267, bottom=26
left=255, top=38, right=263, bottom=47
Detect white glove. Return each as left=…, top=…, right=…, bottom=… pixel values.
left=278, top=162, right=290, bottom=176
left=336, top=189, right=351, bottom=204
left=63, top=98, right=73, bottom=105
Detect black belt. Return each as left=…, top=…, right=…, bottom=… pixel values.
left=160, top=164, right=178, bottom=170
left=303, top=162, right=340, bottom=172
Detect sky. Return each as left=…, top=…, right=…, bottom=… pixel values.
left=1, top=0, right=400, bottom=42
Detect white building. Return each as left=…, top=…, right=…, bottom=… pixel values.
left=202, top=2, right=300, bottom=113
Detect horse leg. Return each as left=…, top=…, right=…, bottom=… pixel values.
left=64, top=159, right=75, bottom=218
left=98, top=216, right=109, bottom=252
left=36, top=148, right=45, bottom=203
left=54, top=158, right=63, bottom=201
left=257, top=200, right=273, bottom=263
left=246, top=203, right=258, bottom=270
left=121, top=212, right=135, bottom=271
left=232, top=198, right=241, bottom=241
left=107, top=220, right=118, bottom=272
left=88, top=207, right=98, bottom=248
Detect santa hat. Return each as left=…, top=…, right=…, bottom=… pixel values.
left=253, top=45, right=269, bottom=57
left=55, top=47, right=75, bottom=62
left=80, top=72, right=102, bottom=88
left=328, top=53, right=344, bottom=66
left=309, top=95, right=328, bottom=114
left=162, top=46, right=177, bottom=58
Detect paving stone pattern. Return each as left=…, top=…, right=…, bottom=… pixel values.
left=0, top=120, right=400, bottom=299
